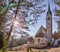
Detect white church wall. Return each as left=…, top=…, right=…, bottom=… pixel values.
left=35, top=37, right=48, bottom=44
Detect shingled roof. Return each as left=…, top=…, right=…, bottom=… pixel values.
left=40, top=26, right=46, bottom=32
left=36, top=26, right=46, bottom=35
left=35, top=32, right=45, bottom=37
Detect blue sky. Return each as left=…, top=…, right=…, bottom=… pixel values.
left=12, top=0, right=58, bottom=38
left=26, top=0, right=58, bottom=37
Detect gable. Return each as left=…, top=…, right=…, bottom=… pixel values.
left=36, top=26, right=46, bottom=35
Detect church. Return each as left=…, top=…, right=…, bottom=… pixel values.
left=34, top=3, right=53, bottom=47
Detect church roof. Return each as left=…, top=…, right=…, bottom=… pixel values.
left=35, top=32, right=46, bottom=37
left=40, top=26, right=46, bottom=32
left=36, top=26, right=46, bottom=35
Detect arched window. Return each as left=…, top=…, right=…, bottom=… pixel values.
left=48, top=17, right=50, bottom=20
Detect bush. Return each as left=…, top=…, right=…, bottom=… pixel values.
left=0, top=31, right=8, bottom=52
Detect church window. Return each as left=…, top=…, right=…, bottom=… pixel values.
left=38, top=39, right=40, bottom=43
left=48, top=17, right=50, bottom=20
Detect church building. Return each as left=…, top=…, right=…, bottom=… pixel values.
left=34, top=3, right=52, bottom=46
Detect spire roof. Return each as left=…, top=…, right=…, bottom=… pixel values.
left=48, top=2, right=51, bottom=12
left=47, top=2, right=52, bottom=15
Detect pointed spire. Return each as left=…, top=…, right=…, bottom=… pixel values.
left=48, top=2, right=51, bottom=11
left=47, top=1, right=52, bottom=15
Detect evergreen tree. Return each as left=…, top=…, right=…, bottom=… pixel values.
left=53, top=0, right=60, bottom=31
left=53, top=0, right=60, bottom=39
left=0, top=0, right=45, bottom=51
left=0, top=1, right=8, bottom=52
left=0, top=20, right=8, bottom=52
left=0, top=31, right=8, bottom=52
left=0, top=32, right=4, bottom=50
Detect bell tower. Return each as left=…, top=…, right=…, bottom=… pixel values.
left=46, top=3, right=52, bottom=42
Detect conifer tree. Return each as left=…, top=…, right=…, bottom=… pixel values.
left=53, top=0, right=60, bottom=30
left=0, top=1, right=8, bottom=52
left=0, top=31, right=8, bottom=52
left=53, top=0, right=60, bottom=39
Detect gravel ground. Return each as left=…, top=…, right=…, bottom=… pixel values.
left=8, top=47, right=60, bottom=52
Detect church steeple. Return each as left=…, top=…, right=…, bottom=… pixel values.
left=46, top=2, right=52, bottom=42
